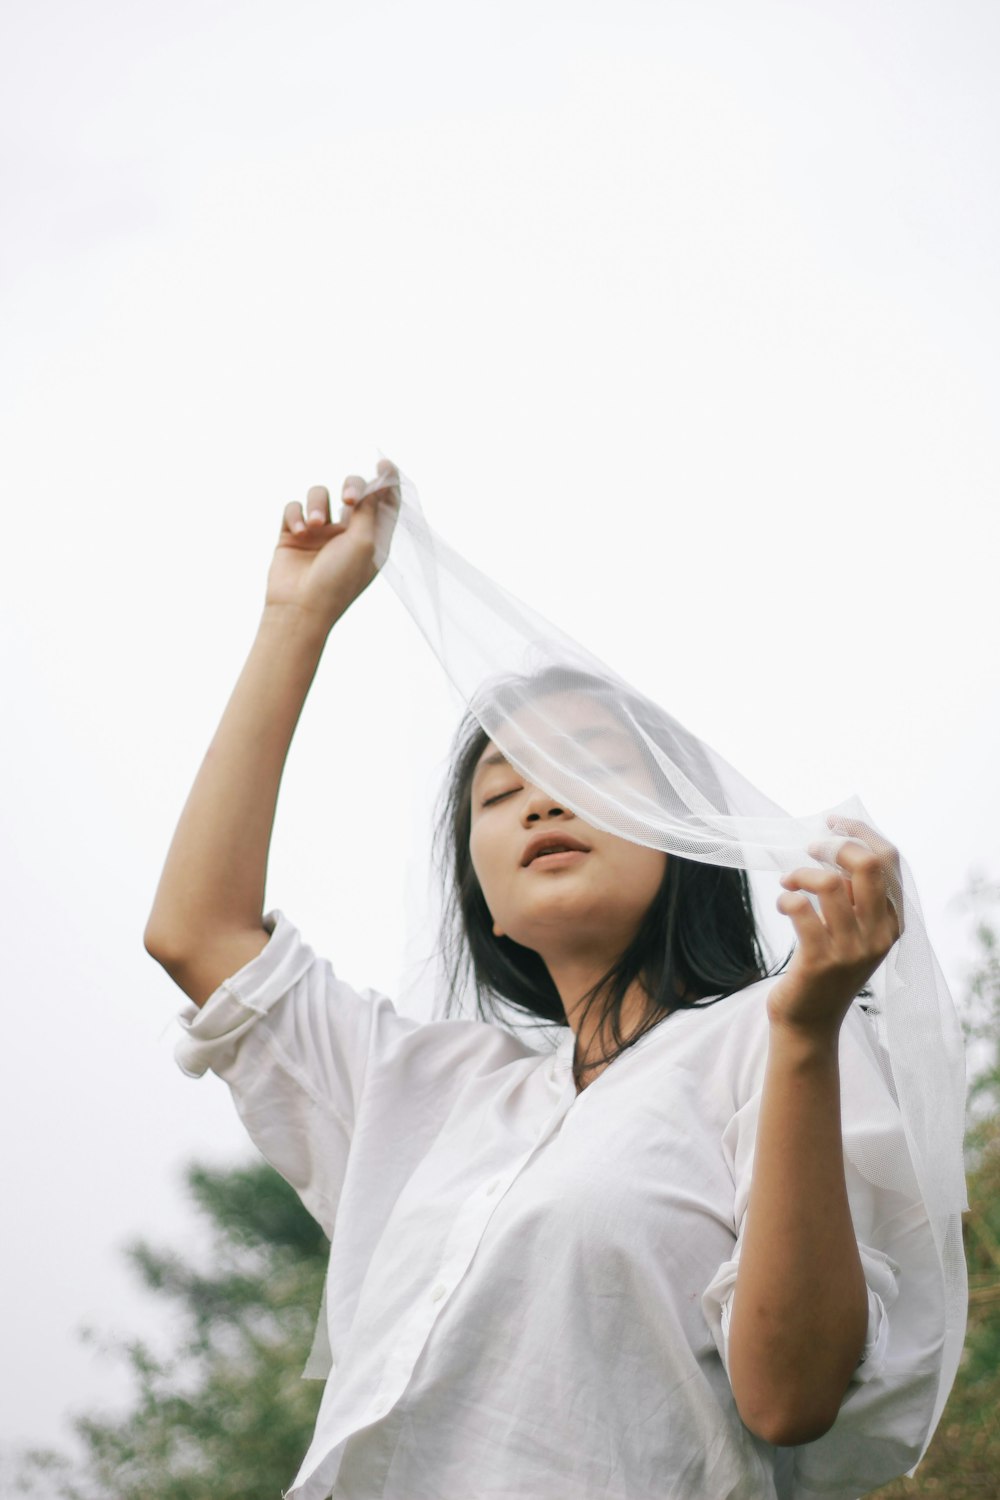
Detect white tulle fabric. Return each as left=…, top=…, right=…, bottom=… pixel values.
left=352, top=461, right=967, bottom=1460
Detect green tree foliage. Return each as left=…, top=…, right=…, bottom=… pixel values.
left=873, top=876, right=1000, bottom=1497
left=15, top=879, right=1000, bottom=1497
left=15, top=1162, right=328, bottom=1500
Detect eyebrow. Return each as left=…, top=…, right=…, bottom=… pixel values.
left=472, top=725, right=627, bottom=784
left=473, top=749, right=510, bottom=779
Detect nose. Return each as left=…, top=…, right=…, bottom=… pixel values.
left=521, top=785, right=575, bottom=825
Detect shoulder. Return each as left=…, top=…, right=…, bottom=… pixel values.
left=664, top=977, right=893, bottom=1120
left=663, top=975, right=777, bottom=1109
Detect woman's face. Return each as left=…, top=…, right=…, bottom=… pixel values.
left=467, top=696, right=667, bottom=969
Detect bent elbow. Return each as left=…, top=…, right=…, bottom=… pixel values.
left=143, top=919, right=186, bottom=974
left=738, top=1398, right=839, bottom=1448
left=143, top=920, right=167, bottom=964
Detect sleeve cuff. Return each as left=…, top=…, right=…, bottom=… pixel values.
left=700, top=1253, right=740, bottom=1379
left=174, top=910, right=317, bottom=1079
left=851, top=1244, right=899, bottom=1384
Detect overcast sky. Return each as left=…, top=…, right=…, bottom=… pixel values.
left=2, top=0, right=998, bottom=1463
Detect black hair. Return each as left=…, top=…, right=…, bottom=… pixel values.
left=432, top=666, right=785, bottom=1094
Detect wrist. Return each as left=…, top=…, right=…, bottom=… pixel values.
left=259, top=600, right=342, bottom=649
left=765, top=1012, right=842, bottom=1067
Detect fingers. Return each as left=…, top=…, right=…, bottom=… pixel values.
left=305, top=484, right=331, bottom=528
left=781, top=836, right=901, bottom=953
left=775, top=888, right=828, bottom=950
left=282, top=500, right=306, bottom=537
left=813, top=840, right=886, bottom=927
left=337, top=473, right=367, bottom=525
left=826, top=815, right=904, bottom=929
left=342, top=473, right=366, bottom=505
left=372, top=457, right=400, bottom=489
left=779, top=867, right=858, bottom=941
left=361, top=460, right=401, bottom=510
left=777, top=862, right=898, bottom=976
left=280, top=487, right=341, bottom=542
left=813, top=819, right=904, bottom=936
left=338, top=462, right=401, bottom=526
left=821, top=817, right=902, bottom=891
left=281, top=465, right=400, bottom=537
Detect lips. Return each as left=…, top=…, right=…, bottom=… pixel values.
left=521, top=833, right=591, bottom=867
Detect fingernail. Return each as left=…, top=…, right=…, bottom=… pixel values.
left=343, top=487, right=359, bottom=503
left=293, top=520, right=306, bottom=534
left=309, top=510, right=325, bottom=523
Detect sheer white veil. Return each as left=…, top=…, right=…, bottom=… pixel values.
left=351, top=460, right=967, bottom=1452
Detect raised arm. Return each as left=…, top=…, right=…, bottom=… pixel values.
left=143, top=463, right=399, bottom=1007
left=726, top=831, right=902, bottom=1446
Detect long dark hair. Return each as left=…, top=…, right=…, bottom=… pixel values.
left=432, top=667, right=783, bottom=1093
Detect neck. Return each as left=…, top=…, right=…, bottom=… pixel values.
left=546, top=951, right=649, bottom=1056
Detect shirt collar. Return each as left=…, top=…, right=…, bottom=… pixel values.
left=552, top=1029, right=576, bottom=1076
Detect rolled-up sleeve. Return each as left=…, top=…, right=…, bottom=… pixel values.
left=700, top=998, right=945, bottom=1492
left=174, top=909, right=404, bottom=1237
left=701, top=1209, right=899, bottom=1387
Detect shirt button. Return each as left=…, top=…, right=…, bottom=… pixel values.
left=486, top=1179, right=500, bottom=1196
left=431, top=1282, right=447, bottom=1302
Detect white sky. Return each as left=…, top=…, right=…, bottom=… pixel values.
left=2, top=0, right=998, bottom=1461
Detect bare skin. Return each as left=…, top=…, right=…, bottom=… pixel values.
left=468, top=709, right=665, bottom=1080
left=146, top=471, right=901, bottom=1448
left=470, top=737, right=901, bottom=1444
left=143, top=463, right=400, bottom=1005
left=726, top=831, right=902, bottom=1445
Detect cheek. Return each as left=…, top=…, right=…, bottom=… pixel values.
left=615, top=849, right=668, bottom=905
left=468, top=823, right=497, bottom=895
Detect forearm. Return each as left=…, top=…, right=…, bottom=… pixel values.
left=727, top=1023, right=868, bottom=1446
left=144, top=603, right=334, bottom=963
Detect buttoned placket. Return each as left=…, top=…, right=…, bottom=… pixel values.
left=363, top=1044, right=578, bottom=1424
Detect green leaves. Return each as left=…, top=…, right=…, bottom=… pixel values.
left=14, top=1160, right=327, bottom=1500
left=872, top=877, right=1000, bottom=1498
left=13, top=875, right=1000, bottom=1497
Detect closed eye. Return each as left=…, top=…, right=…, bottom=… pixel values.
left=482, top=763, right=631, bottom=807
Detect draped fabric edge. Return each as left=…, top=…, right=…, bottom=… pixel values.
left=304, top=458, right=969, bottom=1460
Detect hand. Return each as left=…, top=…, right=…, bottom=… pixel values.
left=265, top=460, right=401, bottom=627
left=767, top=819, right=903, bottom=1040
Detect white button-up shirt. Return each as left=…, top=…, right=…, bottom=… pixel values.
left=176, top=911, right=945, bottom=1500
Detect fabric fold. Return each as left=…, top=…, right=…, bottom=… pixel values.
left=366, top=459, right=967, bottom=1454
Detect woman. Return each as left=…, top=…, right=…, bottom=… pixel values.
left=146, top=462, right=950, bottom=1499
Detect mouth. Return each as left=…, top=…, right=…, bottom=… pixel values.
left=521, top=833, right=592, bottom=868
left=526, top=850, right=589, bottom=869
